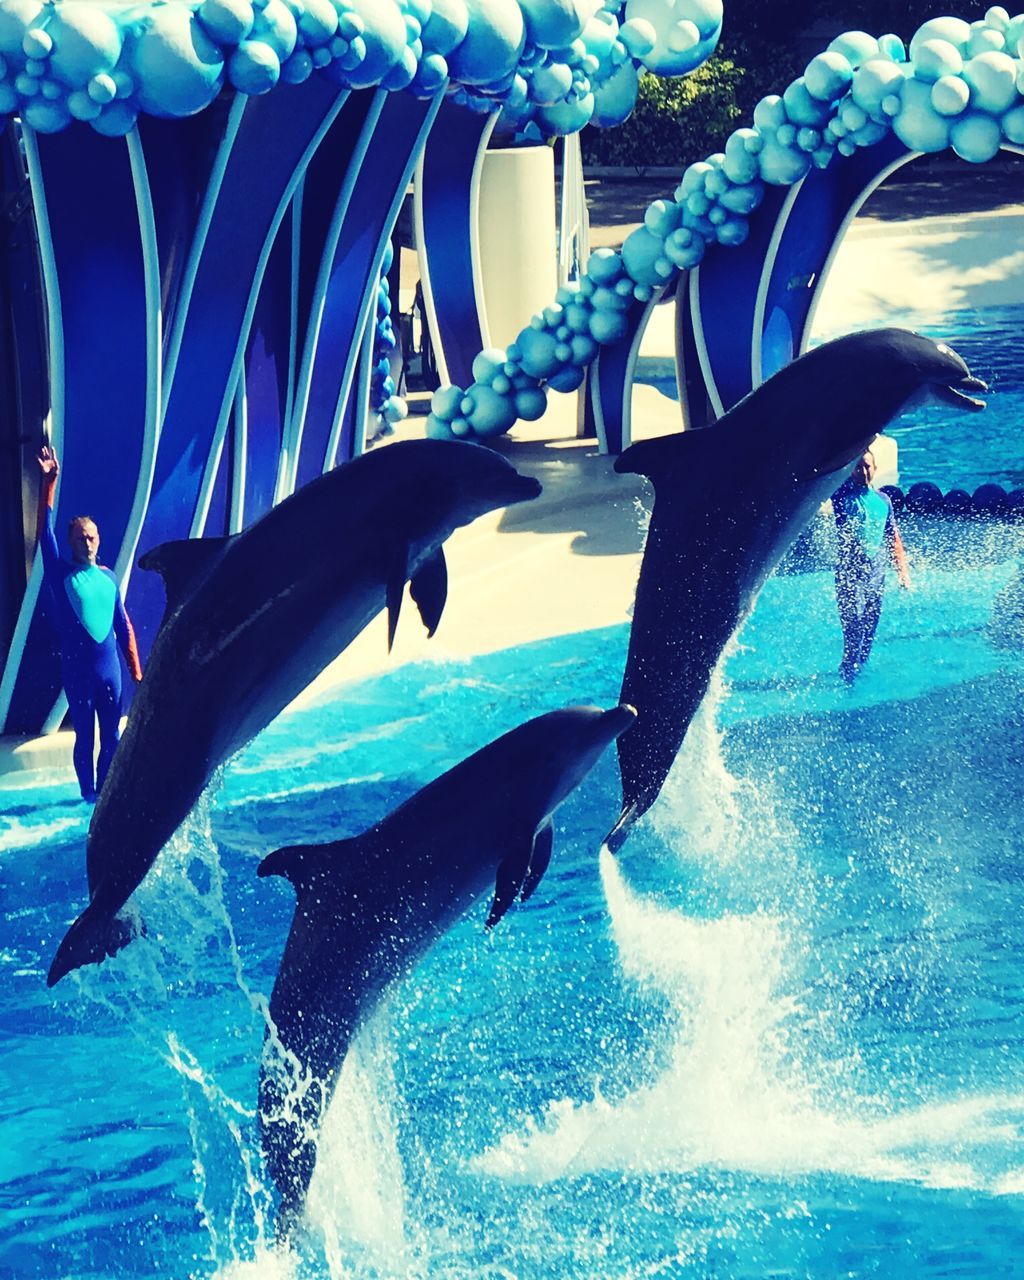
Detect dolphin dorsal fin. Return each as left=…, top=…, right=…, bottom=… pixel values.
left=614, top=429, right=722, bottom=491
left=138, top=536, right=233, bottom=618
left=257, top=842, right=344, bottom=897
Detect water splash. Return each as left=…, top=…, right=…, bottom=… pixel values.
left=0, top=811, right=86, bottom=854
left=476, top=851, right=1024, bottom=1196
left=304, top=1009, right=410, bottom=1277
left=649, top=655, right=752, bottom=864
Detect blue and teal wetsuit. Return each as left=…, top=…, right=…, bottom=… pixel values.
left=832, top=479, right=908, bottom=682
left=38, top=475, right=142, bottom=799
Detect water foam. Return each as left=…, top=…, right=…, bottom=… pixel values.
left=304, top=1008, right=410, bottom=1275
left=0, top=812, right=85, bottom=854
left=476, top=852, right=1024, bottom=1196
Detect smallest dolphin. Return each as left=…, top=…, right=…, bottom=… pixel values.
left=47, top=439, right=541, bottom=987
left=257, top=703, right=637, bottom=1236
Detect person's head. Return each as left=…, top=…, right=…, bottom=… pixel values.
left=851, top=450, right=876, bottom=488
left=68, top=516, right=99, bottom=566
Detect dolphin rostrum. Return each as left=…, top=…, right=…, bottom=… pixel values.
left=605, top=328, right=987, bottom=851
left=256, top=702, right=638, bottom=1234
left=47, top=440, right=542, bottom=986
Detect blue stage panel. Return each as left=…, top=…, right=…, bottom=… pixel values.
left=5, top=126, right=152, bottom=734
left=294, top=90, right=379, bottom=349
left=127, top=76, right=349, bottom=655
left=0, top=125, right=47, bottom=675
left=758, top=134, right=910, bottom=381
left=416, top=100, right=493, bottom=390
left=138, top=102, right=238, bottom=325
left=691, top=184, right=789, bottom=412
left=296, top=88, right=441, bottom=483
left=242, top=204, right=295, bottom=526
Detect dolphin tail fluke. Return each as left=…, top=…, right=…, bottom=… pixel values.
left=603, top=803, right=639, bottom=855
left=47, top=904, right=142, bottom=987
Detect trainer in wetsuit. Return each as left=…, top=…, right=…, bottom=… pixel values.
left=832, top=448, right=910, bottom=684
left=37, top=445, right=142, bottom=801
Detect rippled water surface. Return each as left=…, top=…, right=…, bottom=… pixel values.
left=3, top=540, right=1024, bottom=1277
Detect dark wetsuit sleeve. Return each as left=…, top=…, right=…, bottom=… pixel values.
left=37, top=472, right=59, bottom=577
left=114, top=593, right=143, bottom=682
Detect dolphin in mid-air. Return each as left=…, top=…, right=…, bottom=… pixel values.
left=47, top=440, right=542, bottom=986
left=605, top=328, right=987, bottom=851
left=256, top=702, right=638, bottom=1234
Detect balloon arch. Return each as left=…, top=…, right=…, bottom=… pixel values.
left=423, top=12, right=1024, bottom=452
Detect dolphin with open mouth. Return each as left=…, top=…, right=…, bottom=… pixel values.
left=47, top=439, right=542, bottom=986
left=604, top=327, right=987, bottom=852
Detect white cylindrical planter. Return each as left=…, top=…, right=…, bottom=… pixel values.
left=477, top=146, right=557, bottom=352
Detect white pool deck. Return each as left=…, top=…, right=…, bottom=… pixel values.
left=3, top=176, right=1023, bottom=785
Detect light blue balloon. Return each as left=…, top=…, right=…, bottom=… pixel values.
left=197, top=0, right=255, bottom=46
left=46, top=5, right=124, bottom=86
left=962, top=50, right=1017, bottom=112
left=590, top=58, right=637, bottom=127
left=536, top=90, right=594, bottom=134
left=803, top=51, right=853, bottom=102
left=421, top=0, right=468, bottom=56
left=518, top=0, right=585, bottom=52
left=0, top=0, right=43, bottom=58
left=850, top=57, right=906, bottom=119
left=330, top=0, right=406, bottom=89
left=827, top=30, right=880, bottom=68
left=950, top=109, right=1002, bottom=161
left=468, top=384, right=518, bottom=435
left=228, top=39, right=281, bottom=94
left=447, top=0, right=525, bottom=86
left=128, top=7, right=224, bottom=118
left=891, top=76, right=951, bottom=151
left=930, top=73, right=970, bottom=116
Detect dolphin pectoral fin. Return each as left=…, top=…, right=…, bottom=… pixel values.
left=486, top=844, right=531, bottom=929
left=139, top=536, right=234, bottom=620
left=409, top=548, right=448, bottom=638
left=386, top=546, right=410, bottom=652
left=520, top=820, right=554, bottom=902
left=47, top=904, right=143, bottom=986
left=603, top=803, right=639, bottom=855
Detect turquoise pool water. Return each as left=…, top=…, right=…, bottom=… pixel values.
left=4, top=303, right=1024, bottom=1277
left=2, top=540, right=1024, bottom=1277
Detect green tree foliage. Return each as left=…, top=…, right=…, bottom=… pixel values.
left=581, top=60, right=750, bottom=169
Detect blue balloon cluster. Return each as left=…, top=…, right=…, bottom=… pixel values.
left=370, top=240, right=407, bottom=432
left=0, top=0, right=721, bottom=137
left=429, top=8, right=1024, bottom=441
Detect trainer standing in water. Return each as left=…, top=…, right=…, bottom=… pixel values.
left=832, top=448, right=910, bottom=683
left=37, top=445, right=142, bottom=801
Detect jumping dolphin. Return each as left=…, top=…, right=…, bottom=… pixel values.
left=47, top=440, right=542, bottom=986
left=605, top=328, right=987, bottom=851
left=256, top=703, right=638, bottom=1233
